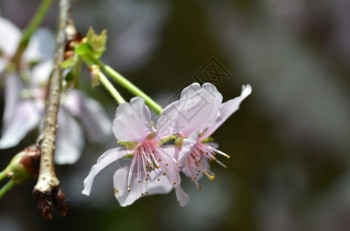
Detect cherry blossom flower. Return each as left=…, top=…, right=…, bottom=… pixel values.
left=175, top=83, right=252, bottom=189
left=0, top=68, right=112, bottom=164
left=82, top=97, right=194, bottom=206
left=0, top=17, right=111, bottom=164
left=0, top=16, right=54, bottom=73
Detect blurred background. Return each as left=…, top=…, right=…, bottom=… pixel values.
left=0, top=0, right=350, bottom=230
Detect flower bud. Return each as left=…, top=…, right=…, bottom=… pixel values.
left=4, top=145, right=40, bottom=184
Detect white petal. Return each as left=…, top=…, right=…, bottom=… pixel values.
left=177, top=131, right=199, bottom=166
left=3, top=74, right=22, bottom=126
left=30, top=60, right=53, bottom=86
left=157, top=83, right=223, bottom=138
left=174, top=185, right=190, bottom=207
left=157, top=89, right=206, bottom=137
left=0, top=17, right=21, bottom=58
left=63, top=90, right=112, bottom=143
left=82, top=147, right=129, bottom=196
left=55, top=109, right=84, bottom=164
left=23, top=28, right=55, bottom=63
left=113, top=160, right=173, bottom=206
left=200, top=82, right=223, bottom=128
left=113, top=161, right=173, bottom=207
left=113, top=145, right=187, bottom=206
left=202, top=82, right=222, bottom=98
left=158, top=145, right=190, bottom=206
left=205, top=84, right=252, bottom=136
left=180, top=82, right=201, bottom=98
left=113, top=97, right=152, bottom=142
left=0, top=100, right=41, bottom=148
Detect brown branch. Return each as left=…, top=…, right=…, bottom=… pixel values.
left=33, top=0, right=71, bottom=219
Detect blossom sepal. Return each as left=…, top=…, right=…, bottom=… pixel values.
left=3, top=145, right=40, bottom=184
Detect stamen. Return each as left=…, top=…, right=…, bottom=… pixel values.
left=208, top=146, right=230, bottom=158
left=200, top=166, right=215, bottom=181
left=215, top=159, right=227, bottom=168
left=186, top=159, right=200, bottom=189
left=127, top=155, right=138, bottom=191
left=137, top=153, right=142, bottom=183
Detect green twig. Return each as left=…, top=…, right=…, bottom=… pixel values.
left=99, top=72, right=126, bottom=104
left=0, top=180, right=15, bottom=199
left=0, top=171, right=7, bottom=181
left=85, top=54, right=163, bottom=114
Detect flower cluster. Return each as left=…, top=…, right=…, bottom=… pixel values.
left=0, top=16, right=111, bottom=164
left=82, top=83, right=252, bottom=206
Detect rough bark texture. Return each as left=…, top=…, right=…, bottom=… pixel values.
left=33, top=0, right=71, bottom=219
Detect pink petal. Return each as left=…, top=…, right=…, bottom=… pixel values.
left=82, top=147, right=129, bottom=196
left=156, top=92, right=204, bottom=137
left=63, top=90, right=112, bottom=143
left=181, top=157, right=206, bottom=180
left=113, top=97, right=153, bottom=142
left=159, top=145, right=189, bottom=206
left=0, top=100, right=41, bottom=148
left=55, top=110, right=84, bottom=164
left=113, top=160, right=173, bottom=207
left=205, top=84, right=252, bottom=136
left=156, top=83, right=203, bottom=138
left=157, top=83, right=223, bottom=138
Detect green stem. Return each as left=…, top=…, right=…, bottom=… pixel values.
left=158, top=135, right=177, bottom=146
left=99, top=72, right=126, bottom=104
left=0, top=171, right=7, bottom=181
left=86, top=54, right=163, bottom=114
left=11, top=0, right=53, bottom=65
left=0, top=180, right=15, bottom=199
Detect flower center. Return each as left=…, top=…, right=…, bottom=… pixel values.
left=126, top=138, right=175, bottom=195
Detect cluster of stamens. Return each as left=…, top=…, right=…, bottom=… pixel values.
left=126, top=138, right=176, bottom=196
left=185, top=142, right=230, bottom=189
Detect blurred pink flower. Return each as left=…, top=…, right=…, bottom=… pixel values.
left=0, top=16, right=54, bottom=73
left=0, top=17, right=111, bottom=164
